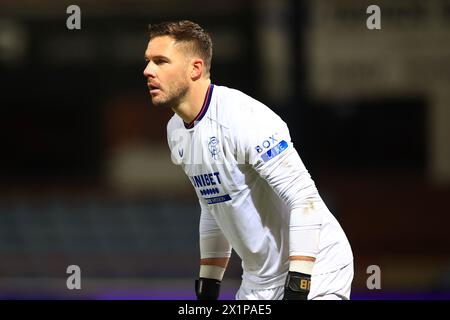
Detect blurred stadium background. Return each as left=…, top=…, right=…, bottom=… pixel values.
left=1, top=0, right=450, bottom=300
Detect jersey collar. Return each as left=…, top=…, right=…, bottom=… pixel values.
left=184, top=84, right=214, bottom=129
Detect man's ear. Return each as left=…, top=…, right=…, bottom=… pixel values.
left=190, top=58, right=204, bottom=80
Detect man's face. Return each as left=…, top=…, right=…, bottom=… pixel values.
left=143, top=36, right=190, bottom=108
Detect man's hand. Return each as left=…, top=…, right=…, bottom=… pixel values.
left=283, top=271, right=311, bottom=300
left=195, top=277, right=221, bottom=300
left=195, top=260, right=228, bottom=300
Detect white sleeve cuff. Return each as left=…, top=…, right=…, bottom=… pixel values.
left=199, top=264, right=226, bottom=281
left=289, top=207, right=322, bottom=258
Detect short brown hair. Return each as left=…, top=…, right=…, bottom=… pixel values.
left=148, top=20, right=213, bottom=76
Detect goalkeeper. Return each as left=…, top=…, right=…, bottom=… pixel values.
left=144, top=20, right=354, bottom=300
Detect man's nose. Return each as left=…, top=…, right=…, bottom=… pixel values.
left=143, top=62, right=155, bottom=78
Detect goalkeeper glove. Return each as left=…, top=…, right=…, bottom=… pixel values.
left=283, top=271, right=311, bottom=300
left=195, top=278, right=221, bottom=300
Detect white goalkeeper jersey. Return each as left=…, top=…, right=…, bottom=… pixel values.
left=167, top=84, right=353, bottom=289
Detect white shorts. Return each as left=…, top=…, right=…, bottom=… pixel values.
left=235, top=262, right=354, bottom=300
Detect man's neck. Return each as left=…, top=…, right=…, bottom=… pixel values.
left=172, top=79, right=211, bottom=125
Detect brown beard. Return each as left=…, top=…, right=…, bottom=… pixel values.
left=150, top=81, right=189, bottom=109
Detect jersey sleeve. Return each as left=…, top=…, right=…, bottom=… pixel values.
left=199, top=200, right=232, bottom=259
left=234, top=105, right=323, bottom=258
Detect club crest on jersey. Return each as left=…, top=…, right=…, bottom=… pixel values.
left=208, top=137, right=220, bottom=160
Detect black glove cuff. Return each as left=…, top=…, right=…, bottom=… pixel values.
left=283, top=271, right=311, bottom=300
left=195, top=277, right=221, bottom=300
